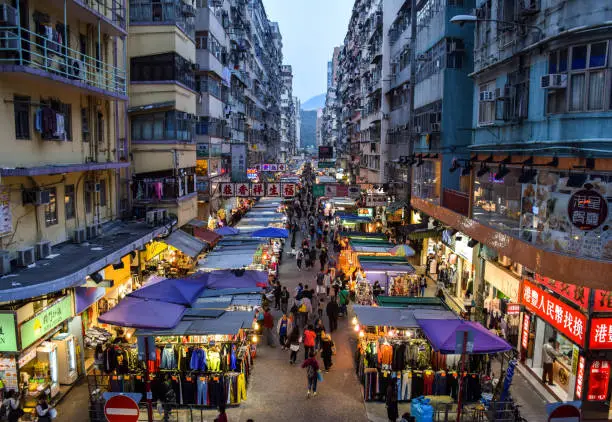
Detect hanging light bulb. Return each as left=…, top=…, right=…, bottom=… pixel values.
left=354, top=324, right=360, bottom=332
left=352, top=317, right=358, bottom=326
left=359, top=330, right=365, bottom=338
left=251, top=335, right=258, bottom=343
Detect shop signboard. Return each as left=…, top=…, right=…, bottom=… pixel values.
left=312, top=184, right=325, bottom=197
left=0, top=313, right=17, bottom=352
left=235, top=183, right=250, bottom=197
left=0, top=185, right=11, bottom=236
left=20, top=296, right=72, bottom=350
left=484, top=263, right=521, bottom=303
left=507, top=304, right=521, bottom=315
left=318, top=161, right=335, bottom=168
left=230, top=143, right=247, bottom=182
left=592, top=290, right=612, bottom=312
left=586, top=360, right=610, bottom=401
left=250, top=183, right=264, bottom=197
left=521, top=314, right=530, bottom=350
left=282, top=183, right=296, bottom=198
left=576, top=356, right=586, bottom=399
left=247, top=168, right=258, bottom=180
left=588, top=318, right=612, bottom=349
left=534, top=274, right=589, bottom=310
left=357, top=208, right=374, bottom=218
left=365, top=194, right=387, bottom=207
left=521, top=280, right=587, bottom=347
left=318, top=146, right=333, bottom=159
left=348, top=185, right=360, bottom=199
left=266, top=183, right=280, bottom=197
left=336, top=185, right=348, bottom=197
left=324, top=184, right=337, bottom=197
left=567, top=188, right=608, bottom=231
left=220, top=183, right=235, bottom=197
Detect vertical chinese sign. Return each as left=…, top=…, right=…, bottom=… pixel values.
left=521, top=279, right=587, bottom=347
left=0, top=186, right=11, bottom=236
left=251, top=183, right=264, bottom=197
left=282, top=183, right=295, bottom=198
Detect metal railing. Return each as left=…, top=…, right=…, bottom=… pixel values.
left=0, top=26, right=126, bottom=96
left=76, top=0, right=127, bottom=30
left=129, top=0, right=195, bottom=39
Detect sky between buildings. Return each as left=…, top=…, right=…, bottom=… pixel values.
left=262, top=0, right=354, bottom=102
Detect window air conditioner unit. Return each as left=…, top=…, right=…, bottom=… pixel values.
left=35, top=241, right=52, bottom=260
left=382, top=113, right=390, bottom=119
left=540, top=74, right=567, bottom=89
left=479, top=91, right=495, bottom=101
left=0, top=4, right=17, bottom=26
left=0, top=250, right=10, bottom=275
left=22, top=189, right=51, bottom=206
left=17, top=247, right=35, bottom=267
left=73, top=228, right=86, bottom=244
left=86, top=225, right=99, bottom=239
left=494, top=85, right=514, bottom=99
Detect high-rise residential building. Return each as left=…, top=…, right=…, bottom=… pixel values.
left=280, top=64, right=296, bottom=162
left=128, top=0, right=198, bottom=227
left=315, top=108, right=324, bottom=147
left=294, top=96, right=301, bottom=151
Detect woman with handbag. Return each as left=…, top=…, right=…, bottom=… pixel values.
left=3, top=390, right=23, bottom=422
left=287, top=326, right=301, bottom=365
left=35, top=396, right=54, bottom=422
left=320, top=333, right=334, bottom=372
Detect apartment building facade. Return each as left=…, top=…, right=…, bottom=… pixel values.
left=280, top=64, right=296, bottom=162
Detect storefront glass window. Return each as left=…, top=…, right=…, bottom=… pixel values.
left=473, top=169, right=612, bottom=261
left=412, top=161, right=440, bottom=204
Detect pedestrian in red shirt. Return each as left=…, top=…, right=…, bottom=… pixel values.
left=301, top=351, right=320, bottom=398
left=263, top=309, right=275, bottom=347
left=302, top=324, right=316, bottom=360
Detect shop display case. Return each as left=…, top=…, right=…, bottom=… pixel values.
left=52, top=333, right=78, bottom=385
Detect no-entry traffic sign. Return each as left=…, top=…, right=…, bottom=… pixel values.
left=104, top=394, right=140, bottom=422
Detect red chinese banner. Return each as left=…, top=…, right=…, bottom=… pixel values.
left=587, top=360, right=610, bottom=401
left=282, top=183, right=295, bottom=198
left=235, top=183, right=250, bottom=197
left=521, top=314, right=530, bottom=350
left=220, top=183, right=235, bottom=197
left=267, top=183, right=280, bottom=197
left=576, top=356, right=586, bottom=399
left=593, top=290, right=612, bottom=312
left=588, top=318, right=612, bottom=349
left=521, top=280, right=587, bottom=347
left=250, top=183, right=264, bottom=197
left=534, top=274, right=590, bottom=310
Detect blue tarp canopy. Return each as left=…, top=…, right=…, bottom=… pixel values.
left=418, top=319, right=513, bottom=354
left=198, top=253, right=255, bottom=269
left=136, top=311, right=254, bottom=336
left=198, top=287, right=262, bottom=297
left=250, top=227, right=289, bottom=238
left=205, top=269, right=268, bottom=288
left=215, top=226, right=240, bottom=236
left=98, top=297, right=186, bottom=329
left=360, top=261, right=416, bottom=273
left=353, top=305, right=458, bottom=328
left=129, top=274, right=209, bottom=305
left=164, top=230, right=208, bottom=259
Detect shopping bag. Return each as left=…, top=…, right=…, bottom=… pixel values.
left=49, top=408, right=58, bottom=419
left=317, top=370, right=324, bottom=382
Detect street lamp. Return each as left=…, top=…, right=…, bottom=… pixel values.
left=450, top=14, right=543, bottom=40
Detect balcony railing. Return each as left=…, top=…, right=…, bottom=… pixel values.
left=76, top=0, right=127, bottom=31
left=130, top=0, right=195, bottom=39
left=0, top=26, right=126, bottom=97
left=442, top=188, right=470, bottom=217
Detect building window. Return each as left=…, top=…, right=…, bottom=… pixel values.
left=84, top=184, right=92, bottom=214
left=547, top=41, right=610, bottom=114
left=14, top=95, right=30, bottom=140
left=99, top=180, right=107, bottom=207
left=65, top=185, right=75, bottom=220
left=130, top=53, right=196, bottom=91
left=45, top=187, right=58, bottom=227
left=131, top=110, right=194, bottom=142
left=478, top=82, right=496, bottom=125
left=81, top=108, right=89, bottom=142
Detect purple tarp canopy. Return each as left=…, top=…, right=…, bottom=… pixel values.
left=205, top=270, right=268, bottom=289
left=130, top=274, right=209, bottom=305
left=98, top=297, right=186, bottom=329
left=417, top=319, right=512, bottom=354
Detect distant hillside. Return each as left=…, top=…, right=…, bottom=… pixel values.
left=301, top=93, right=326, bottom=111
left=300, top=109, right=317, bottom=148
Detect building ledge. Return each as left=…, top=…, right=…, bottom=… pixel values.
left=0, top=161, right=130, bottom=177
left=411, top=197, right=612, bottom=289
left=0, top=220, right=169, bottom=302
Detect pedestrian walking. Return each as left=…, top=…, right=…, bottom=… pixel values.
left=323, top=270, right=332, bottom=296
left=215, top=404, right=228, bottom=422
left=35, top=395, right=54, bottom=422
left=314, top=318, right=325, bottom=350
left=420, top=275, right=427, bottom=297
left=277, top=314, right=292, bottom=350
left=301, top=351, right=320, bottom=398
left=288, top=327, right=301, bottom=364
left=3, top=390, right=22, bottom=422
left=262, top=309, right=275, bottom=347
left=296, top=249, right=304, bottom=271
left=302, top=324, right=316, bottom=360
left=338, top=287, right=349, bottom=317
left=295, top=283, right=304, bottom=299
left=326, top=297, right=339, bottom=332
left=309, top=247, right=317, bottom=270
left=273, top=284, right=282, bottom=310
left=319, top=248, right=328, bottom=270
left=320, top=333, right=334, bottom=372
left=280, top=286, right=290, bottom=314
left=317, top=297, right=325, bottom=319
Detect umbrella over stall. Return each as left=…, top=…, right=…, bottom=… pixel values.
left=129, top=274, right=209, bottom=305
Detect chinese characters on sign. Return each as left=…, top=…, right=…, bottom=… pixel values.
left=0, top=186, right=11, bottom=236
left=576, top=356, right=586, bottom=399
left=593, top=290, right=612, bottom=312
left=220, top=183, right=235, bottom=197
left=235, top=183, right=250, bottom=197
left=521, top=314, right=530, bottom=350
left=587, top=360, right=610, bottom=401
left=588, top=318, right=612, bottom=349
left=534, top=274, right=590, bottom=310
left=267, top=183, right=280, bottom=197
left=365, top=194, right=387, bottom=207
left=521, top=280, right=587, bottom=347
left=567, top=189, right=609, bottom=231
left=282, top=183, right=295, bottom=198
left=250, top=183, right=264, bottom=197
left=507, top=304, right=521, bottom=315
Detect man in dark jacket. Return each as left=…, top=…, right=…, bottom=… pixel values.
left=326, top=297, right=340, bottom=332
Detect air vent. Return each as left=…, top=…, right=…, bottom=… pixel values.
left=73, top=228, right=86, bottom=244
left=35, top=241, right=52, bottom=260
left=17, top=247, right=35, bottom=267
left=86, top=225, right=99, bottom=239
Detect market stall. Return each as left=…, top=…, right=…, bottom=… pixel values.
left=356, top=256, right=419, bottom=297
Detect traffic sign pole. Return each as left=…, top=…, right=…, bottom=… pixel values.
left=104, top=395, right=140, bottom=422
